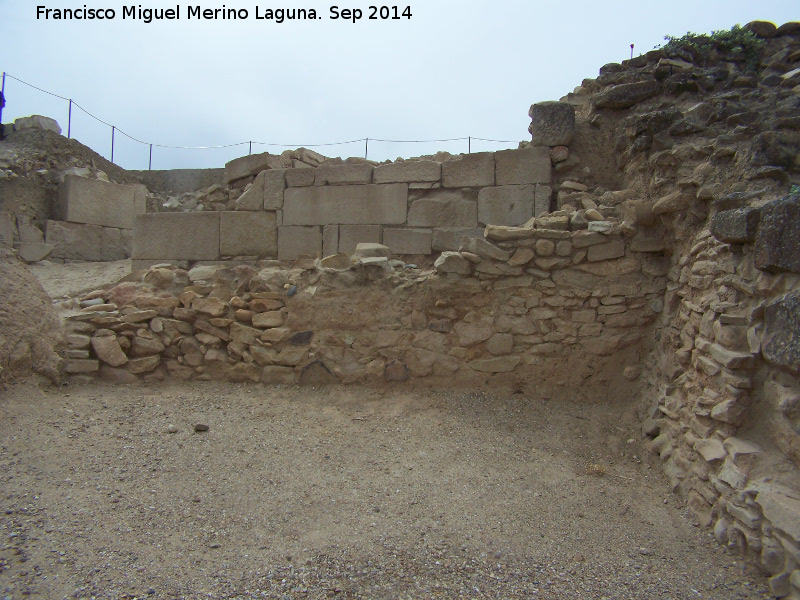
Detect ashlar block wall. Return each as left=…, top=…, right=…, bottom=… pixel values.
left=132, top=148, right=554, bottom=265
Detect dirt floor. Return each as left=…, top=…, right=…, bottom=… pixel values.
left=0, top=378, right=772, bottom=600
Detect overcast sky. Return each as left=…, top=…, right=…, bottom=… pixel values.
left=1, top=1, right=797, bottom=170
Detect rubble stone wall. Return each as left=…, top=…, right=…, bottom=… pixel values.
left=131, top=148, right=556, bottom=267
left=642, top=194, right=800, bottom=598
left=66, top=225, right=666, bottom=403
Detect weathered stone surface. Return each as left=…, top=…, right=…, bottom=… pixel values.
left=587, top=240, right=625, bottom=262
left=91, top=334, right=128, bottom=367
left=431, top=227, right=484, bottom=251
left=459, top=237, right=511, bottom=261
left=528, top=101, right=575, bottom=146
left=130, top=336, right=166, bottom=357
left=320, top=253, right=350, bottom=269
left=65, top=359, right=99, bottom=373
left=709, top=207, right=760, bottom=244
left=591, top=80, right=661, bottom=109
left=220, top=211, right=277, bottom=257
left=453, top=322, right=493, bottom=347
left=486, top=333, right=514, bottom=355
left=495, top=147, right=551, bottom=186
left=14, top=115, right=61, bottom=134
left=15, top=242, right=53, bottom=262
left=133, top=213, right=220, bottom=261
left=374, top=160, right=440, bottom=184
left=352, top=243, right=391, bottom=259
left=277, top=226, right=321, bottom=260
left=45, top=220, right=102, bottom=261
left=127, top=355, right=161, bottom=374
left=338, top=225, right=381, bottom=254
left=653, top=190, right=691, bottom=215
left=224, top=152, right=285, bottom=184
left=442, top=153, right=494, bottom=188
left=763, top=291, right=800, bottom=371
left=262, top=365, right=296, bottom=385
left=315, top=164, right=373, bottom=186
left=754, top=194, right=800, bottom=273
left=284, top=184, right=407, bottom=225
left=384, top=360, right=410, bottom=382
left=468, top=356, right=521, bottom=373
left=694, top=438, right=727, bottom=462
left=383, top=228, right=432, bottom=254
left=434, top=251, right=472, bottom=275
left=285, top=168, right=316, bottom=187
left=299, top=359, right=335, bottom=383
left=484, top=225, right=536, bottom=242
left=99, top=365, right=139, bottom=384
left=755, top=486, right=800, bottom=540
left=478, top=186, right=534, bottom=226
left=408, top=191, right=477, bottom=227
left=571, top=230, right=606, bottom=248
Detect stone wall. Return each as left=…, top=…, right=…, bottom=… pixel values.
left=642, top=193, right=800, bottom=598
left=65, top=222, right=666, bottom=401
left=131, top=148, right=555, bottom=266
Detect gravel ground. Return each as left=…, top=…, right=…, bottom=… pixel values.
left=0, top=380, right=771, bottom=600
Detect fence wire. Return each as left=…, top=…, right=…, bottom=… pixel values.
left=1, top=72, right=519, bottom=169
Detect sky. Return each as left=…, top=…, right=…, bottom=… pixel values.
left=1, top=0, right=797, bottom=171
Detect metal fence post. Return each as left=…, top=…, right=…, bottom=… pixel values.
left=249, top=141, right=252, bottom=155
left=111, top=126, right=115, bottom=163
left=149, top=144, right=153, bottom=170
left=468, top=136, right=471, bottom=154
left=67, top=100, right=72, bottom=139
left=365, top=138, right=369, bottom=160
left=0, top=72, right=5, bottom=135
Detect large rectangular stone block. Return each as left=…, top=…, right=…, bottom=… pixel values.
left=323, top=225, right=339, bottom=257
left=407, top=190, right=477, bottom=227
left=285, top=168, right=315, bottom=187
left=224, top=152, right=285, bottom=184
left=383, top=228, right=432, bottom=255
left=278, top=226, right=321, bottom=260
left=101, top=227, right=133, bottom=261
left=373, top=161, right=441, bottom=184
left=220, top=211, right=277, bottom=257
left=46, top=220, right=103, bottom=261
left=314, top=164, right=373, bottom=186
left=0, top=211, right=15, bottom=244
left=132, top=213, right=220, bottom=260
left=235, top=170, right=286, bottom=211
left=283, top=184, right=407, bottom=225
left=442, top=153, right=495, bottom=188
left=495, top=147, right=551, bottom=186
left=58, top=175, right=144, bottom=229
left=478, top=185, right=535, bottom=226
left=339, top=225, right=381, bottom=253
left=431, top=227, right=484, bottom=251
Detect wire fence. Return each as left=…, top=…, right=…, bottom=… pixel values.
left=1, top=72, right=521, bottom=171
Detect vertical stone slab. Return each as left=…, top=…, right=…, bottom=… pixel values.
left=442, top=152, right=495, bottom=188
left=58, top=175, right=141, bottom=229
left=101, top=227, right=132, bottom=261
left=535, top=184, right=553, bottom=217
left=220, top=211, right=278, bottom=257
left=383, top=229, right=432, bottom=254
left=339, top=225, right=382, bottom=253
left=278, top=226, right=321, bottom=260
left=132, top=213, right=220, bottom=260
left=477, top=185, right=535, bottom=226
left=323, top=225, right=339, bottom=257
left=495, top=147, right=551, bottom=185
left=283, top=184, right=407, bottom=225
left=264, top=170, right=287, bottom=210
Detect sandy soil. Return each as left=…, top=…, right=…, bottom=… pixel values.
left=0, top=379, right=771, bottom=600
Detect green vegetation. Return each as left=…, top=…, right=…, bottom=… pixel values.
left=790, top=184, right=800, bottom=195
left=660, top=25, right=764, bottom=71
